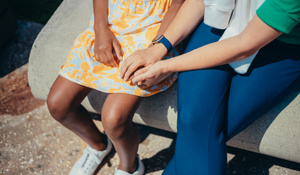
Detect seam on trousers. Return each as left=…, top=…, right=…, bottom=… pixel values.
left=207, top=83, right=230, bottom=175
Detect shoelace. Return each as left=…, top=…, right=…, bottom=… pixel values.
left=80, top=148, right=101, bottom=169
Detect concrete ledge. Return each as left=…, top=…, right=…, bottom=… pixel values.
left=28, top=0, right=300, bottom=163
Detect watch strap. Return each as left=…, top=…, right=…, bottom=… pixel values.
left=153, top=35, right=172, bottom=52
left=159, top=36, right=172, bottom=52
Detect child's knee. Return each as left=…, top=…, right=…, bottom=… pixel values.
left=102, top=109, right=128, bottom=134
left=47, top=90, right=70, bottom=122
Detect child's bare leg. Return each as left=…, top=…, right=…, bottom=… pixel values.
left=101, top=93, right=143, bottom=173
left=47, top=76, right=107, bottom=151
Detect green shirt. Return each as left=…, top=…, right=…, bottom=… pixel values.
left=257, top=0, right=300, bottom=45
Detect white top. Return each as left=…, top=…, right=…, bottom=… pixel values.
left=204, top=0, right=265, bottom=74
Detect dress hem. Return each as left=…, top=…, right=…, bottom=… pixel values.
left=58, top=72, right=176, bottom=97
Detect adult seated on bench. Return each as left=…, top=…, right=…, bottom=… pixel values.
left=122, top=0, right=300, bottom=174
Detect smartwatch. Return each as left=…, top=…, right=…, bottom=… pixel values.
left=152, top=35, right=172, bottom=52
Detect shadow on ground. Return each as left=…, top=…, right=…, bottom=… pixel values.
left=226, top=147, right=300, bottom=175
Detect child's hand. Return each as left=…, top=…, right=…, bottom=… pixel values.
left=94, top=28, right=123, bottom=67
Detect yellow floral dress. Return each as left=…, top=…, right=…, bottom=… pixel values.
left=59, top=0, right=185, bottom=97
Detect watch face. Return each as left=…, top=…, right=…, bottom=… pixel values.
left=154, top=35, right=163, bottom=41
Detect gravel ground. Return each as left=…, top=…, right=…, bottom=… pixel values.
left=0, top=21, right=299, bottom=175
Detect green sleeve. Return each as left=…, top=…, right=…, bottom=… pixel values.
left=256, top=0, right=300, bottom=34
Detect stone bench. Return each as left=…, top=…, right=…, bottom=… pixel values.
left=28, top=0, right=300, bottom=164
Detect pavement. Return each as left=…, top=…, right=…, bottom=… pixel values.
left=0, top=21, right=300, bottom=175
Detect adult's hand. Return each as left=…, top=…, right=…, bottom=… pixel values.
left=119, top=43, right=167, bottom=81
left=94, top=28, right=123, bottom=67
left=131, top=60, right=168, bottom=87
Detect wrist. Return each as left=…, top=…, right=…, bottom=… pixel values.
left=153, top=43, right=168, bottom=60
left=161, top=59, right=171, bottom=74
left=94, top=24, right=109, bottom=33
left=152, top=35, right=172, bottom=53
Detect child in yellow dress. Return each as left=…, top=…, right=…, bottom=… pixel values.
left=47, top=0, right=185, bottom=174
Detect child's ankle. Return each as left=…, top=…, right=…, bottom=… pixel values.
left=118, top=158, right=138, bottom=174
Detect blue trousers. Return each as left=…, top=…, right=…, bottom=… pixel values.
left=163, top=22, right=300, bottom=175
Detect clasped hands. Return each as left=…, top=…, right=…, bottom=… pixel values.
left=119, top=44, right=169, bottom=87
left=93, top=27, right=169, bottom=87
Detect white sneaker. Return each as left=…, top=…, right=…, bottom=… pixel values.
left=69, top=135, right=112, bottom=175
left=114, top=155, right=145, bottom=175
